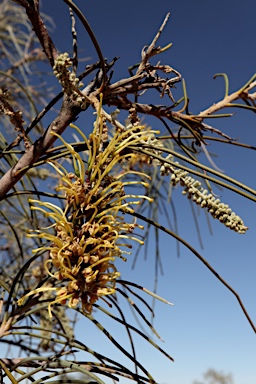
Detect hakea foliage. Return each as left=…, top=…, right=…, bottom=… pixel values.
left=160, top=155, right=248, bottom=234
left=18, top=105, right=159, bottom=316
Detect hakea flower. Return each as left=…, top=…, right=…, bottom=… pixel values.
left=18, top=103, right=158, bottom=316
left=160, top=155, right=248, bottom=234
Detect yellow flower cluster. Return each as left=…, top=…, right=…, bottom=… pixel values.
left=19, top=105, right=157, bottom=316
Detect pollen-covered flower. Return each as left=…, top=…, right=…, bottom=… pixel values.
left=18, top=101, right=156, bottom=316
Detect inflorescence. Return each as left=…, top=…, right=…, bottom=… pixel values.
left=53, top=52, right=86, bottom=108
left=160, top=155, right=248, bottom=234
left=18, top=104, right=158, bottom=316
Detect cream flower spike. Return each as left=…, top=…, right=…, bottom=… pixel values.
left=160, top=155, right=248, bottom=234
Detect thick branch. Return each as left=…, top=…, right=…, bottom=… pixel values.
left=14, top=0, right=58, bottom=66
left=0, top=96, right=86, bottom=201
left=198, top=79, right=256, bottom=117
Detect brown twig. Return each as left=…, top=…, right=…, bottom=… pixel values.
left=69, top=7, right=78, bottom=75
left=136, top=13, right=171, bottom=74
left=62, top=0, right=107, bottom=92
left=198, top=78, right=256, bottom=117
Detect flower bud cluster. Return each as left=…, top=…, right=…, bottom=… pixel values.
left=53, top=53, right=86, bottom=108
left=140, top=131, right=163, bottom=164
left=160, top=157, right=248, bottom=234
left=141, top=132, right=162, bottom=148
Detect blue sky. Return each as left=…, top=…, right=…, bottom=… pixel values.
left=38, top=1, right=256, bottom=383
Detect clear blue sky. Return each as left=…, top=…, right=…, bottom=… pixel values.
left=39, top=1, right=256, bottom=383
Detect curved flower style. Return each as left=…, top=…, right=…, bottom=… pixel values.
left=18, top=104, right=158, bottom=316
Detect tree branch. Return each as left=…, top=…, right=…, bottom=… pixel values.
left=0, top=95, right=86, bottom=201
left=13, top=0, right=58, bottom=66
